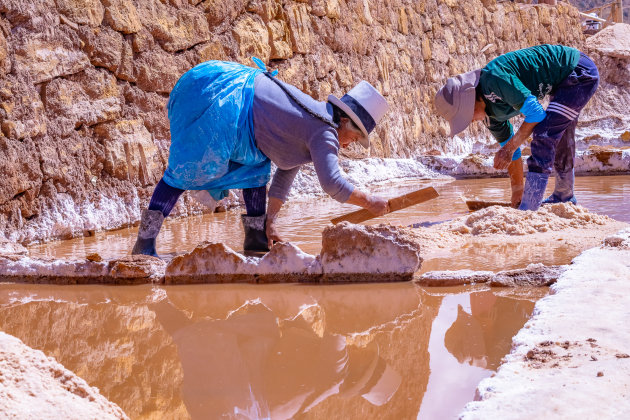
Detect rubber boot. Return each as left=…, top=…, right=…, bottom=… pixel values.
left=542, top=169, right=577, bottom=205
left=241, top=214, right=269, bottom=254
left=518, top=172, right=550, bottom=211
left=131, top=209, right=164, bottom=257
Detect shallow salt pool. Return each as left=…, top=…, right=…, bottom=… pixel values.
left=6, top=174, right=628, bottom=419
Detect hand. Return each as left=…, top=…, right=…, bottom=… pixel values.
left=493, top=147, right=514, bottom=170
left=366, top=195, right=390, bottom=216
left=266, top=217, right=284, bottom=249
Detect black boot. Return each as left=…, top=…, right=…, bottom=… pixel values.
left=241, top=214, right=270, bottom=254
left=131, top=209, right=165, bottom=258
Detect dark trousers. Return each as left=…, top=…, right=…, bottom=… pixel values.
left=148, top=178, right=266, bottom=217
left=528, top=53, right=599, bottom=175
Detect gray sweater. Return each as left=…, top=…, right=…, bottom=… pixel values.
left=252, top=74, right=354, bottom=203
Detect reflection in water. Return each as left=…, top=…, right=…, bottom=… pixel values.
left=0, top=283, right=544, bottom=419
left=444, top=291, right=535, bottom=370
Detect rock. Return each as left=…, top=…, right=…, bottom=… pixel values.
left=55, top=0, right=104, bottom=27
left=416, top=269, right=494, bottom=287
left=0, top=254, right=165, bottom=284
left=490, top=263, right=564, bottom=287
left=0, top=232, right=27, bottom=256
left=0, top=332, right=128, bottom=419
left=232, top=15, right=271, bottom=63
left=621, top=131, right=630, bottom=142
left=586, top=23, right=630, bottom=60
left=603, top=230, right=630, bottom=249
left=12, top=26, right=89, bottom=84
left=43, top=68, right=122, bottom=137
left=101, top=0, right=142, bottom=34
left=77, top=26, right=124, bottom=72
left=95, top=119, right=161, bottom=186
left=108, top=255, right=166, bottom=284
left=320, top=222, right=423, bottom=282
left=165, top=242, right=258, bottom=284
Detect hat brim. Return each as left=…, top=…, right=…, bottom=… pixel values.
left=328, top=94, right=370, bottom=149
left=448, top=69, right=481, bottom=137
left=448, top=86, right=476, bottom=137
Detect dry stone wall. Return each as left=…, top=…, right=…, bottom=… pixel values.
left=0, top=0, right=585, bottom=244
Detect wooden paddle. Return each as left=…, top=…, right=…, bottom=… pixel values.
left=331, top=186, right=439, bottom=225
left=465, top=199, right=511, bottom=211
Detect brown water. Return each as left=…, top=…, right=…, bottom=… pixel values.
left=0, top=282, right=545, bottom=419
left=10, top=175, right=629, bottom=418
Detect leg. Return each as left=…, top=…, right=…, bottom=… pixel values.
left=241, top=185, right=270, bottom=253
left=132, top=178, right=185, bottom=257
left=543, top=119, right=578, bottom=204
left=520, top=53, right=599, bottom=211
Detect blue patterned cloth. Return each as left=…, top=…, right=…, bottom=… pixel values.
left=163, top=60, right=271, bottom=200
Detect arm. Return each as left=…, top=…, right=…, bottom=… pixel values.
left=493, top=121, right=537, bottom=170
left=507, top=159, right=524, bottom=208
left=265, top=167, right=300, bottom=247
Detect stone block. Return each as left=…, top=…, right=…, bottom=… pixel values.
left=95, top=119, right=160, bottom=185
left=56, top=0, right=104, bottom=27
left=232, top=15, right=271, bottom=63
left=285, top=3, right=313, bottom=54
left=102, top=0, right=143, bottom=34
left=12, top=27, right=90, bottom=84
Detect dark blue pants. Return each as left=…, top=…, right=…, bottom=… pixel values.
left=148, top=178, right=266, bottom=217
left=528, top=53, right=599, bottom=175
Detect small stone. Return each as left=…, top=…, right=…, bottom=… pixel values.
left=86, top=253, right=103, bottom=262
left=597, top=371, right=604, bottom=377
left=621, top=131, right=630, bottom=142
left=590, top=355, right=598, bottom=361
left=616, top=353, right=630, bottom=359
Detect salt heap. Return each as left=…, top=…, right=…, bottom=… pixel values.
left=0, top=332, right=128, bottom=419
left=442, top=203, right=612, bottom=236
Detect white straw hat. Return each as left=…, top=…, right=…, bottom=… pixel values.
left=328, top=81, right=389, bottom=149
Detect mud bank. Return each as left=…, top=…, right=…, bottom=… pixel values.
left=0, top=332, right=127, bottom=419
left=459, top=229, right=630, bottom=419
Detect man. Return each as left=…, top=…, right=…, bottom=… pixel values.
left=435, top=44, right=599, bottom=210
left=132, top=59, right=390, bottom=257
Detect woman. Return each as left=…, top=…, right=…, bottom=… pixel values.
left=434, top=44, right=599, bottom=210
left=132, top=59, right=390, bottom=257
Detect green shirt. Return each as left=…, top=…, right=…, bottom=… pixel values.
left=479, top=44, right=580, bottom=142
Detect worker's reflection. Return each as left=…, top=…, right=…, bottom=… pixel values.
left=152, top=299, right=401, bottom=419
left=444, top=291, right=535, bottom=369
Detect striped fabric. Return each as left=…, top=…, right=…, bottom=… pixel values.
left=546, top=101, right=579, bottom=120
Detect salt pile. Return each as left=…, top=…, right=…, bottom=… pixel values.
left=442, top=203, right=612, bottom=236
left=0, top=332, right=128, bottom=419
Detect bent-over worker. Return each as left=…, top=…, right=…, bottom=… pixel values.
left=435, top=44, right=599, bottom=210
left=132, top=59, right=390, bottom=257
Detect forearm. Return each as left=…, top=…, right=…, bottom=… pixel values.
left=505, top=122, right=537, bottom=153
left=345, top=189, right=370, bottom=208
left=267, top=196, right=284, bottom=221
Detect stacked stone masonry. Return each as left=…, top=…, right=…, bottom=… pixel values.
left=0, top=0, right=587, bottom=243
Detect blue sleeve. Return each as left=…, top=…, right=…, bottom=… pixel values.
left=499, top=135, right=522, bottom=161
left=519, top=95, right=546, bottom=123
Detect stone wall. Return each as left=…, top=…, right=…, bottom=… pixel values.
left=0, top=0, right=585, bottom=244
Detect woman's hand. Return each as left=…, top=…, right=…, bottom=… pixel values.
left=266, top=216, right=283, bottom=249
left=346, top=189, right=390, bottom=217
left=366, top=195, right=390, bottom=216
